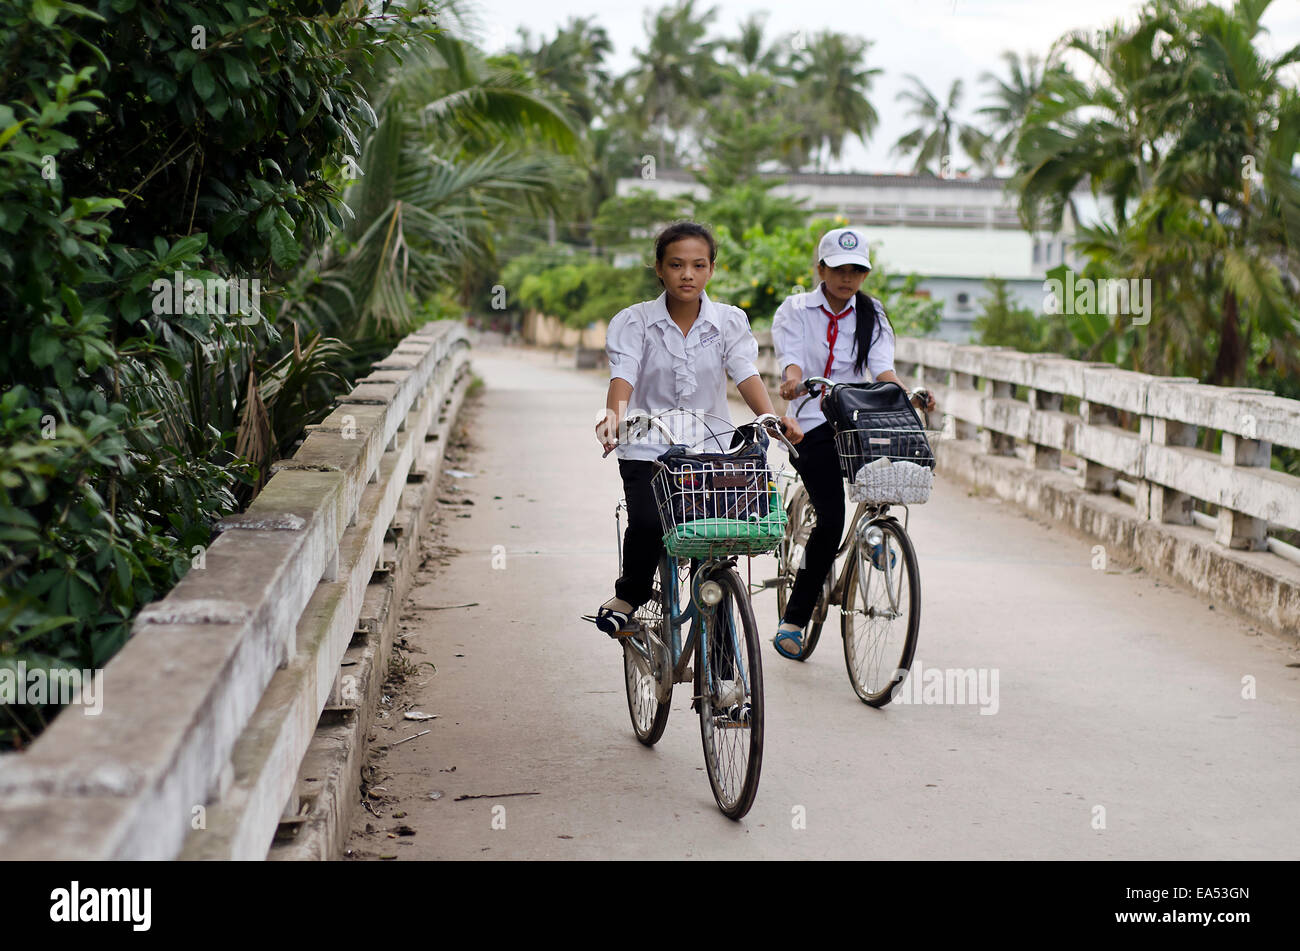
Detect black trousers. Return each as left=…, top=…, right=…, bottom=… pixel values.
left=782, top=423, right=845, bottom=628
left=615, top=460, right=663, bottom=609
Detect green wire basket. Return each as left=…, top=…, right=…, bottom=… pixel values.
left=653, top=458, right=788, bottom=558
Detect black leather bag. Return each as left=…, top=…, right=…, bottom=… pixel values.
left=823, top=381, right=935, bottom=472
left=654, top=441, right=772, bottom=525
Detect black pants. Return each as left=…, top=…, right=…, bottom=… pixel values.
left=615, top=460, right=663, bottom=609
left=782, top=423, right=845, bottom=628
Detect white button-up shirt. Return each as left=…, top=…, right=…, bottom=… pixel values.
left=606, top=292, right=761, bottom=461
left=771, top=284, right=896, bottom=434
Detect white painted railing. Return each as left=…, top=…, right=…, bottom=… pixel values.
left=754, top=331, right=1300, bottom=562
left=0, top=321, right=471, bottom=859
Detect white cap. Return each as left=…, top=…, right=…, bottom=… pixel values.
left=818, top=227, right=872, bottom=270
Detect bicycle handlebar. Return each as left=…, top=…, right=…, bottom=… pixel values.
left=602, top=408, right=799, bottom=459
left=793, top=378, right=934, bottom=416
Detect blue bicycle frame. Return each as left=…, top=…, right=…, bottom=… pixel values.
left=635, top=553, right=748, bottom=707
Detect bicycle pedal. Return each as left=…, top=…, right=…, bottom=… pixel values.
left=674, top=665, right=693, bottom=684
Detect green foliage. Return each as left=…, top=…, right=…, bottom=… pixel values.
left=973, top=277, right=1076, bottom=354
left=591, top=189, right=687, bottom=251
left=0, top=0, right=435, bottom=748
left=513, top=254, right=660, bottom=328
left=711, top=216, right=943, bottom=335
left=1012, top=0, right=1300, bottom=384
left=694, top=178, right=808, bottom=242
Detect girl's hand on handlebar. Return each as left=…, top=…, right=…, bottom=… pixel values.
left=778, top=415, right=803, bottom=444
left=778, top=378, right=804, bottom=401
left=595, top=411, right=618, bottom=453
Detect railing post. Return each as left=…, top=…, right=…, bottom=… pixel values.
left=1027, top=388, right=1062, bottom=469
left=948, top=370, right=979, bottom=439
left=981, top=378, right=1016, bottom=456
left=1139, top=417, right=1197, bottom=523
left=1216, top=432, right=1272, bottom=550
left=1078, top=400, right=1118, bottom=492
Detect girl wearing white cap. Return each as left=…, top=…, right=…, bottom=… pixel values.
left=769, top=226, right=935, bottom=660
left=588, top=221, right=803, bottom=636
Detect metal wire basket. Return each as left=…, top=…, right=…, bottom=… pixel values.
left=834, top=427, right=944, bottom=505
left=651, top=457, right=787, bottom=558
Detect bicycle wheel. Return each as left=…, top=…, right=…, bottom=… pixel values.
left=840, top=517, right=920, bottom=707
left=774, top=485, right=825, bottom=660
left=623, top=556, right=673, bottom=746
left=696, top=567, right=764, bottom=819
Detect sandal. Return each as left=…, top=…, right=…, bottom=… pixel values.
left=772, top=626, right=805, bottom=660
left=581, top=607, right=636, bottom=639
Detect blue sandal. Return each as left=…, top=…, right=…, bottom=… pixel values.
left=772, top=626, right=805, bottom=660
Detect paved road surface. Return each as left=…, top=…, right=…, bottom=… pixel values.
left=347, top=343, right=1300, bottom=860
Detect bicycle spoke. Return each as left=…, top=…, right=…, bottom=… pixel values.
left=697, top=569, right=764, bottom=818
left=843, top=522, right=919, bottom=705
left=623, top=559, right=673, bottom=745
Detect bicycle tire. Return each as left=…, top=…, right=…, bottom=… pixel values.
left=696, top=566, right=764, bottom=819
left=774, top=485, right=825, bottom=660
left=623, top=556, right=673, bottom=745
left=840, top=517, right=920, bottom=707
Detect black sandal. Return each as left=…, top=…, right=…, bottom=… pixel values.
left=580, top=607, right=636, bottom=638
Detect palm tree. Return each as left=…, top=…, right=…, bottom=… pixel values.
left=977, top=50, right=1061, bottom=173
left=723, top=13, right=784, bottom=77
left=287, top=33, right=583, bottom=337
left=1011, top=1, right=1189, bottom=232
left=624, top=0, right=721, bottom=167
left=513, top=17, right=613, bottom=127
left=1013, top=0, right=1300, bottom=386
left=893, top=75, right=986, bottom=177
left=791, top=31, right=881, bottom=170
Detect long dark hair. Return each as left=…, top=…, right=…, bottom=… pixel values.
left=851, top=290, right=890, bottom=377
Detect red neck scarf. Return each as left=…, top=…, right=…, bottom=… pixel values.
left=820, top=301, right=854, bottom=378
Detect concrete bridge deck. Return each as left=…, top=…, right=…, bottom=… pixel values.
left=344, top=342, right=1300, bottom=860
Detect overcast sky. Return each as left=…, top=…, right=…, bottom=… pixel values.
left=455, top=0, right=1300, bottom=173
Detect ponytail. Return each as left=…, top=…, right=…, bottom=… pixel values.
left=851, top=291, right=889, bottom=377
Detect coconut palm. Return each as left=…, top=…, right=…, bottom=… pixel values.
left=1014, top=0, right=1300, bottom=386
left=624, top=0, right=721, bottom=166
left=791, top=31, right=881, bottom=169
left=723, top=13, right=786, bottom=77
left=977, top=51, right=1062, bottom=173
left=288, top=33, right=582, bottom=338
left=893, top=75, right=987, bottom=177
left=513, top=17, right=614, bottom=127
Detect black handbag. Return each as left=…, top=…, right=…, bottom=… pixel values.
left=654, top=441, right=772, bottom=525
left=823, top=381, right=935, bottom=473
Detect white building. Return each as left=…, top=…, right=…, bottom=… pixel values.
left=616, top=169, right=1086, bottom=341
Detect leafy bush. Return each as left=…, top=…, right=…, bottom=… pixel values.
left=973, top=277, right=1076, bottom=354
left=0, top=0, right=431, bottom=748
left=711, top=217, right=943, bottom=335
left=511, top=253, right=660, bottom=328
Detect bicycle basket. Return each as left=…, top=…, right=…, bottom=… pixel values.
left=835, top=427, right=943, bottom=505
left=651, top=445, right=787, bottom=557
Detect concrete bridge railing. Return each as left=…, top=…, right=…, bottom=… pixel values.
left=0, top=321, right=472, bottom=859
left=754, top=330, right=1300, bottom=636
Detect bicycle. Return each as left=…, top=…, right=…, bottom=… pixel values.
left=771, top=377, right=940, bottom=706
left=606, top=408, right=797, bottom=819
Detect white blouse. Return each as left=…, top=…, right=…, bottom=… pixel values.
left=770, top=284, right=896, bottom=433
left=606, top=292, right=761, bottom=461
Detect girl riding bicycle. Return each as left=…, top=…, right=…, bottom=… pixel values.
left=769, top=226, right=935, bottom=660
left=591, top=221, right=803, bottom=635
